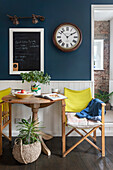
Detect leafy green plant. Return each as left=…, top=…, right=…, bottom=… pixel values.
left=95, top=89, right=113, bottom=103
left=20, top=70, right=51, bottom=84
left=17, top=118, right=42, bottom=145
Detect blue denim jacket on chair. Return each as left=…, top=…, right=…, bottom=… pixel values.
left=76, top=98, right=106, bottom=121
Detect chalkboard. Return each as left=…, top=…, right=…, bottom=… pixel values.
left=9, top=28, right=44, bottom=74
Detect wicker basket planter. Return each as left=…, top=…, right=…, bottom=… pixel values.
left=12, top=138, right=41, bottom=164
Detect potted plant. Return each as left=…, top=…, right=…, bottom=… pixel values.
left=20, top=70, right=51, bottom=95
left=12, top=118, right=42, bottom=164
left=95, top=89, right=113, bottom=110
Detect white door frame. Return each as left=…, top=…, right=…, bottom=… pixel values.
left=91, top=5, right=113, bottom=97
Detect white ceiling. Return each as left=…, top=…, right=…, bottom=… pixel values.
left=94, top=10, right=113, bottom=21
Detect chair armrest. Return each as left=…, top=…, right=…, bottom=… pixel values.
left=101, top=103, right=106, bottom=124
left=101, top=103, right=106, bottom=107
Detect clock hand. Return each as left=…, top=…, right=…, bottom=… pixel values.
left=68, top=32, right=76, bottom=37
left=61, top=31, right=68, bottom=38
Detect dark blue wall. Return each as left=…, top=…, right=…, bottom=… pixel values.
left=0, top=0, right=113, bottom=80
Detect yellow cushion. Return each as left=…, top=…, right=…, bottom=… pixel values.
left=64, top=87, right=92, bottom=112
left=0, top=88, right=11, bottom=103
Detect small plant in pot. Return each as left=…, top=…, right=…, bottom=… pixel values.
left=12, top=118, right=42, bottom=164
left=95, top=89, right=113, bottom=110
left=20, top=70, right=51, bottom=95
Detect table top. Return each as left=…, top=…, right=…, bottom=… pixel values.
left=2, top=95, right=64, bottom=105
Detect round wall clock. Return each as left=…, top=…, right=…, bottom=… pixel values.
left=53, top=23, right=82, bottom=52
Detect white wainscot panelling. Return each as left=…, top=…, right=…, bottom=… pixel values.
left=3, top=80, right=113, bottom=136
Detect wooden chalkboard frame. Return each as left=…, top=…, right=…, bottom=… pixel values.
left=9, top=28, right=44, bottom=74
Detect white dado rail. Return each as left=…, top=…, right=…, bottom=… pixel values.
left=0, top=80, right=112, bottom=136
left=0, top=80, right=94, bottom=94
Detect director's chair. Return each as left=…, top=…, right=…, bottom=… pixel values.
left=61, top=88, right=106, bottom=157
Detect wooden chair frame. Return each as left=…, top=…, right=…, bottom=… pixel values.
left=61, top=99, right=106, bottom=157
left=0, top=102, right=12, bottom=156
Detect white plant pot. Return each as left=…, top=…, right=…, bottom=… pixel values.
left=31, top=81, right=41, bottom=95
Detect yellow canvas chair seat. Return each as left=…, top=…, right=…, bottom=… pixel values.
left=61, top=87, right=106, bottom=158
left=0, top=88, right=12, bottom=156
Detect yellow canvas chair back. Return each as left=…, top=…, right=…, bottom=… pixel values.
left=0, top=88, right=12, bottom=156
left=64, top=87, right=92, bottom=112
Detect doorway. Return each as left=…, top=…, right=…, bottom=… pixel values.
left=91, top=5, right=113, bottom=107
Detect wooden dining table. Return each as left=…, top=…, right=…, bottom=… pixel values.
left=2, top=95, right=65, bottom=156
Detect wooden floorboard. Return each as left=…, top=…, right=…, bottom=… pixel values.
left=0, top=137, right=113, bottom=170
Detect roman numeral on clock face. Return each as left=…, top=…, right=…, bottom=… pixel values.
left=66, top=27, right=69, bottom=31
left=73, top=40, right=77, bottom=44
left=61, top=42, right=65, bottom=46
left=66, top=44, right=68, bottom=48
left=70, top=43, right=73, bottom=46
left=57, top=36, right=61, bottom=38
left=58, top=29, right=65, bottom=34
left=62, top=28, right=65, bottom=31
left=58, top=31, right=62, bottom=34
left=58, top=39, right=62, bottom=43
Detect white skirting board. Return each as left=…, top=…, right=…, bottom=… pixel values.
left=1, top=80, right=112, bottom=136
left=3, top=123, right=113, bottom=137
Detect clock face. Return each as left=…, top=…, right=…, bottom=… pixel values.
left=53, top=23, right=82, bottom=52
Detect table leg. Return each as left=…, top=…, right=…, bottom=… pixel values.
left=62, top=100, right=66, bottom=157
left=39, top=131, right=53, bottom=140
left=32, top=104, right=52, bottom=156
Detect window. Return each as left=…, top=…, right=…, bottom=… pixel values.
left=94, top=39, right=104, bottom=70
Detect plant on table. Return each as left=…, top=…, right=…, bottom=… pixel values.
left=20, top=70, right=51, bottom=95
left=12, top=118, right=43, bottom=164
